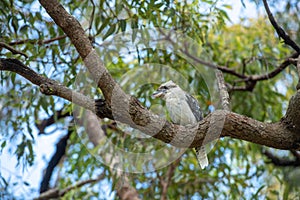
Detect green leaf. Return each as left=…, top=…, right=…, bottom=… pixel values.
left=97, top=18, right=110, bottom=35
left=1, top=141, right=6, bottom=149
left=103, top=23, right=116, bottom=40
left=119, top=19, right=126, bottom=32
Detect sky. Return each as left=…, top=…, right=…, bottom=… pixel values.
left=0, top=0, right=263, bottom=199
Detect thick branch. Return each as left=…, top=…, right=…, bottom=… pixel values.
left=38, top=0, right=117, bottom=103
left=95, top=98, right=300, bottom=150
left=39, top=131, right=72, bottom=193
left=2, top=57, right=300, bottom=157
left=0, top=58, right=95, bottom=111
left=215, top=70, right=230, bottom=111
left=35, top=0, right=300, bottom=151
left=297, top=55, right=300, bottom=90
left=282, top=91, right=300, bottom=132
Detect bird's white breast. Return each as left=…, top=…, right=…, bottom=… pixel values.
left=164, top=89, right=197, bottom=125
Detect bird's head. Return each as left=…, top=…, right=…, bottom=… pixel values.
left=152, top=80, right=178, bottom=99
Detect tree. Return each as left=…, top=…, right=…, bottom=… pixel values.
left=1, top=0, right=300, bottom=199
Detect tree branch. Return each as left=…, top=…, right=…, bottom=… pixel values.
left=227, top=53, right=298, bottom=92
left=36, top=0, right=300, bottom=151
left=95, top=99, right=300, bottom=150
left=35, top=174, right=105, bottom=199
left=35, top=109, right=71, bottom=134
left=0, top=58, right=95, bottom=111
left=0, top=42, right=28, bottom=58
left=262, top=0, right=300, bottom=53
left=8, top=35, right=67, bottom=46
left=39, top=131, right=72, bottom=193
left=38, top=0, right=118, bottom=103
left=3, top=0, right=299, bottom=156
left=297, top=55, right=300, bottom=90
left=215, top=70, right=230, bottom=111
left=2, top=29, right=300, bottom=154
left=160, top=158, right=181, bottom=200
left=263, top=150, right=300, bottom=167
left=251, top=53, right=299, bottom=81
left=2, top=57, right=300, bottom=151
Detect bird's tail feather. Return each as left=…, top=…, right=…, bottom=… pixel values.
left=195, top=146, right=208, bottom=169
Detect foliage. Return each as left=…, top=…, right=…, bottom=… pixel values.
left=0, top=0, right=299, bottom=199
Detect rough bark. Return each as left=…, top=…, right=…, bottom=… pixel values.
left=95, top=99, right=300, bottom=150
left=0, top=0, right=299, bottom=171
left=35, top=0, right=300, bottom=150
left=38, top=0, right=117, bottom=104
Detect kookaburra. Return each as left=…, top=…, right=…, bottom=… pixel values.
left=152, top=80, right=208, bottom=169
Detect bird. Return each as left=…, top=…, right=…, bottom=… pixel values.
left=152, top=80, right=208, bottom=169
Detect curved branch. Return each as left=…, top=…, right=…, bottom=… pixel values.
left=251, top=52, right=299, bottom=81
left=0, top=58, right=95, bottom=111
left=264, top=150, right=300, bottom=167
left=9, top=35, right=67, bottom=46
left=215, top=70, right=230, bottom=111
left=5, top=0, right=300, bottom=151
left=0, top=42, right=28, bottom=58
left=227, top=53, right=298, bottom=92
left=39, top=131, right=72, bottom=193
left=263, top=0, right=300, bottom=53
left=1, top=58, right=300, bottom=153
left=95, top=98, right=300, bottom=150
left=35, top=174, right=105, bottom=199
left=38, top=0, right=117, bottom=103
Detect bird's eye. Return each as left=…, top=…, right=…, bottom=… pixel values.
left=161, top=86, right=168, bottom=89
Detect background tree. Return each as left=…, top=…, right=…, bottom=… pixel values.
left=1, top=0, right=300, bottom=199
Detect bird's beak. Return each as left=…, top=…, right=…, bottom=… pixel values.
left=152, top=89, right=165, bottom=98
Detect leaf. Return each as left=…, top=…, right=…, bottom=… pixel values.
left=103, top=23, right=116, bottom=40
left=97, top=18, right=111, bottom=36
left=11, top=15, right=18, bottom=34
left=1, top=141, right=6, bottom=149
left=19, top=24, right=29, bottom=34
left=119, top=19, right=126, bottom=32
left=252, top=185, right=265, bottom=199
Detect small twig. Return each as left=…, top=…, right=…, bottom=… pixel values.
left=9, top=35, right=67, bottom=46
left=215, top=70, right=230, bottom=111
left=88, top=0, right=95, bottom=34
left=226, top=53, right=298, bottom=92
left=262, top=0, right=300, bottom=53
left=160, top=158, right=181, bottom=200
left=0, top=42, right=28, bottom=58
left=35, top=173, right=105, bottom=199
left=36, top=109, right=71, bottom=134
left=181, top=41, right=247, bottom=79
left=252, top=53, right=299, bottom=81
left=263, top=150, right=300, bottom=167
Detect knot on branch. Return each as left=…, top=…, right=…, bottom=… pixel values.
left=95, top=99, right=113, bottom=119
left=40, top=83, right=55, bottom=95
